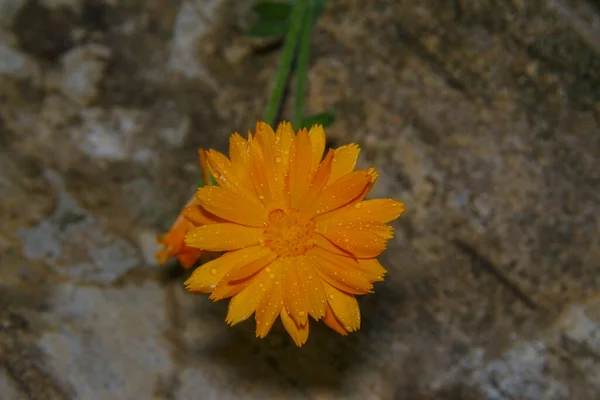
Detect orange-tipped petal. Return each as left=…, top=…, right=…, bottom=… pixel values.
left=196, top=186, right=268, bottom=227
left=176, top=248, right=206, bottom=269
left=156, top=197, right=204, bottom=267
left=281, top=307, right=309, bottom=347
left=185, top=223, right=259, bottom=252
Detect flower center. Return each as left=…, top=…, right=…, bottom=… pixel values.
left=262, top=209, right=316, bottom=257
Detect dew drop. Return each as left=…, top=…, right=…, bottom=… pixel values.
left=209, top=268, right=218, bottom=276
left=275, top=156, right=282, bottom=163
left=270, top=274, right=275, bottom=279
left=259, top=195, right=265, bottom=200
left=328, top=294, right=334, bottom=300
left=298, top=311, right=306, bottom=317
left=354, top=203, right=362, bottom=209
left=265, top=267, right=271, bottom=272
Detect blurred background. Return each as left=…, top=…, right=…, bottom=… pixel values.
left=1, top=0, right=599, bottom=399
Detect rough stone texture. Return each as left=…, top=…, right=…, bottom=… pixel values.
left=1, top=0, right=599, bottom=399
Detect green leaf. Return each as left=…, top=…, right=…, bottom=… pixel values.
left=246, top=19, right=288, bottom=38
left=299, top=110, right=336, bottom=129
left=286, top=0, right=327, bottom=22
left=252, top=1, right=292, bottom=20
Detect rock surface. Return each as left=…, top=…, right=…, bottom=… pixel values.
left=1, top=0, right=599, bottom=399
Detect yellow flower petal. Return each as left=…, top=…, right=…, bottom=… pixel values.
left=185, top=223, right=259, bottom=251
left=229, top=132, right=249, bottom=167
left=209, top=248, right=277, bottom=301
left=210, top=277, right=251, bottom=301
left=328, top=143, right=360, bottom=184
left=274, top=121, right=294, bottom=166
left=299, top=149, right=334, bottom=210
left=308, top=124, right=326, bottom=169
left=225, top=251, right=278, bottom=282
left=206, top=149, right=257, bottom=199
left=289, top=129, right=313, bottom=208
left=318, top=219, right=394, bottom=240
left=311, top=169, right=375, bottom=215
left=320, top=251, right=387, bottom=282
left=248, top=136, right=278, bottom=206
left=314, top=233, right=353, bottom=257
left=281, top=307, right=309, bottom=347
left=298, top=256, right=326, bottom=319
left=226, top=270, right=269, bottom=325
left=322, top=302, right=348, bottom=335
left=310, top=250, right=373, bottom=294
left=184, top=246, right=266, bottom=293
left=323, top=282, right=361, bottom=332
left=316, top=225, right=387, bottom=258
left=181, top=205, right=223, bottom=226
left=317, top=199, right=405, bottom=224
left=196, top=186, right=267, bottom=227
left=281, top=257, right=309, bottom=326
left=255, top=259, right=284, bottom=338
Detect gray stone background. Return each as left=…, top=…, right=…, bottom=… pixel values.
left=1, top=0, right=599, bottom=399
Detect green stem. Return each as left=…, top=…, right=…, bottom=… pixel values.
left=262, top=0, right=309, bottom=126
left=293, top=1, right=315, bottom=129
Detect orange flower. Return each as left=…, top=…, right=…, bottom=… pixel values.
left=184, top=121, right=404, bottom=346
left=156, top=150, right=213, bottom=268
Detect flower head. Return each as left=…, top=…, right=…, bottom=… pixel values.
left=183, top=121, right=404, bottom=346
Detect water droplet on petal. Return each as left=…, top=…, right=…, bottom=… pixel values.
left=298, top=311, right=306, bottom=317
left=209, top=268, right=218, bottom=275
left=275, top=156, right=282, bottom=163
left=354, top=203, right=362, bottom=208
